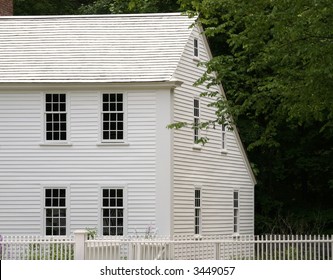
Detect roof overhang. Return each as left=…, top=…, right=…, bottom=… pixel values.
left=0, top=80, right=183, bottom=91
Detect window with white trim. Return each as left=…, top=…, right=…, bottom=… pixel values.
left=102, top=188, right=124, bottom=236
left=102, top=93, right=124, bottom=142
left=222, top=124, right=227, bottom=150
left=44, top=188, right=67, bottom=236
left=194, top=38, right=199, bottom=57
left=45, top=94, right=67, bottom=141
left=194, top=188, right=201, bottom=235
left=194, top=98, right=200, bottom=143
left=233, top=190, right=239, bottom=234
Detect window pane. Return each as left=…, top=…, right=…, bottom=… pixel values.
left=103, top=132, right=109, bottom=140
left=103, top=103, right=109, bottom=112
left=103, top=94, right=108, bottom=102
left=110, top=189, right=115, bottom=197
left=110, top=113, right=116, bottom=121
left=54, top=132, right=60, bottom=141
left=60, top=94, right=66, bottom=102
left=46, top=227, right=52, bottom=235
left=53, top=209, right=59, bottom=217
left=60, top=227, right=66, bottom=235
left=60, top=103, right=66, bottom=111
left=110, top=227, right=116, bottom=235
left=110, top=94, right=116, bottom=102
left=46, top=132, right=52, bottom=140
left=46, top=94, right=52, bottom=102
left=60, top=132, right=66, bottom=140
left=117, top=227, right=123, bottom=235
left=103, top=228, right=109, bottom=235
left=110, top=199, right=116, bottom=207
left=53, top=94, right=59, bottom=102
left=46, top=209, right=52, bottom=217
left=117, top=103, right=123, bottom=111
left=45, top=189, right=51, bottom=197
left=117, top=209, right=123, bottom=217
left=60, top=122, right=66, bottom=131
left=117, top=189, right=123, bottom=197
left=60, top=209, right=66, bottom=217
left=117, top=199, right=123, bottom=207
left=53, top=103, right=59, bottom=112
left=103, top=199, right=109, bottom=207
left=110, top=218, right=116, bottom=226
left=45, top=198, right=51, bottom=207
left=53, top=228, right=59, bottom=235
left=117, top=94, right=123, bottom=102
left=110, top=103, right=116, bottom=111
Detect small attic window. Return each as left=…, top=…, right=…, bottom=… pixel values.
left=194, top=38, right=199, bottom=57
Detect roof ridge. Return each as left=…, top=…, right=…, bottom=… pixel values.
left=0, top=12, right=189, bottom=20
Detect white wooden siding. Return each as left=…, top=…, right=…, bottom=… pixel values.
left=0, top=90, right=158, bottom=235
left=172, top=26, right=255, bottom=236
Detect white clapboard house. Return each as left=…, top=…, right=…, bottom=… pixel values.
left=0, top=13, right=256, bottom=237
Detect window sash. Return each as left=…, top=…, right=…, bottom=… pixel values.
left=195, top=189, right=201, bottom=234
left=194, top=99, right=200, bottom=143
left=45, top=93, right=67, bottom=141
left=102, top=93, right=124, bottom=142
left=44, top=188, right=67, bottom=236
left=102, top=188, right=124, bottom=236
left=222, top=124, right=227, bottom=150
left=233, top=191, right=239, bottom=234
left=194, top=38, right=199, bottom=57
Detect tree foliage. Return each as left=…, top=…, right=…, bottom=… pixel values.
left=181, top=0, right=333, bottom=234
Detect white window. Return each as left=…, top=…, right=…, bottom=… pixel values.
left=233, top=190, right=239, bottom=234
left=222, top=124, right=227, bottom=150
left=45, top=94, right=67, bottom=141
left=194, top=188, right=201, bottom=235
left=194, top=98, right=200, bottom=143
left=44, top=188, right=67, bottom=236
left=101, top=93, right=124, bottom=142
left=194, top=38, right=199, bottom=57
left=102, top=188, right=124, bottom=235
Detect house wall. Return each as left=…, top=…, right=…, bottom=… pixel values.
left=0, top=87, right=172, bottom=235
left=172, top=26, right=255, bottom=236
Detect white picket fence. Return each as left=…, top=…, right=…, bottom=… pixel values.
left=0, top=232, right=332, bottom=260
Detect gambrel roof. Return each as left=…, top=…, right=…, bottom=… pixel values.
left=0, top=13, right=195, bottom=83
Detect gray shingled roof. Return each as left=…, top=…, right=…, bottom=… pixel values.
left=0, top=13, right=195, bottom=83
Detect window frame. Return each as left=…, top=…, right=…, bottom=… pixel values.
left=42, top=186, right=69, bottom=236
left=193, top=37, right=199, bottom=59
left=99, top=92, right=128, bottom=145
left=42, top=93, right=71, bottom=145
left=100, top=185, right=127, bottom=236
left=221, top=123, right=228, bottom=153
left=233, top=190, right=240, bottom=235
left=193, top=97, right=200, bottom=144
left=194, top=187, right=202, bottom=235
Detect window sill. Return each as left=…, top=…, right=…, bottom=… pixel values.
left=192, top=144, right=202, bottom=151
left=193, top=56, right=200, bottom=63
left=39, top=142, right=72, bottom=146
left=221, top=149, right=228, bottom=155
left=96, top=142, right=130, bottom=146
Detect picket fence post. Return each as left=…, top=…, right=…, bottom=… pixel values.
left=74, top=230, right=88, bottom=260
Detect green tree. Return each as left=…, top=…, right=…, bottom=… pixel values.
left=77, top=0, right=180, bottom=14
left=14, top=0, right=94, bottom=15
left=179, top=0, right=333, bottom=233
